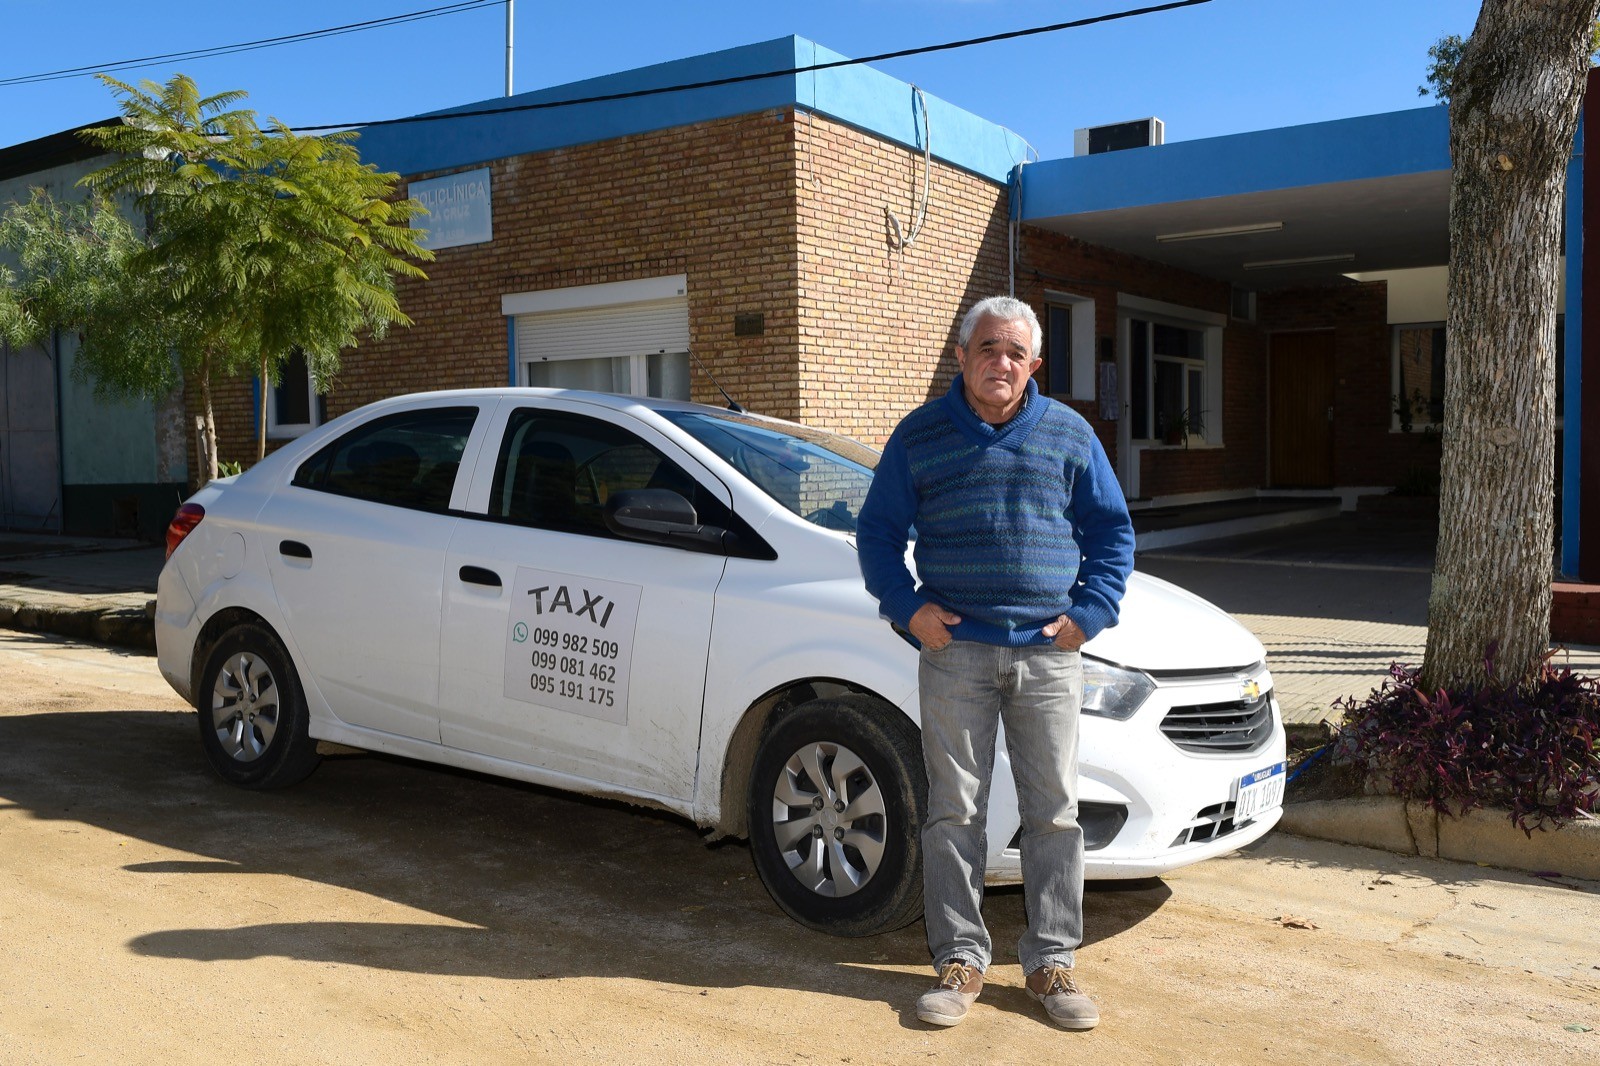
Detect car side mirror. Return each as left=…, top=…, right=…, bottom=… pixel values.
left=604, top=488, right=731, bottom=554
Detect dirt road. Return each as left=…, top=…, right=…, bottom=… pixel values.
left=0, top=631, right=1595, bottom=1065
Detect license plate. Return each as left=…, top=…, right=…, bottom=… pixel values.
left=1234, top=761, right=1286, bottom=824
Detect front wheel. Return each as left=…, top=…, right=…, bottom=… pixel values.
left=747, top=694, right=926, bottom=937
left=197, top=623, right=321, bottom=790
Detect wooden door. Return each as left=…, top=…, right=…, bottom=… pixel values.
left=1269, top=332, right=1335, bottom=487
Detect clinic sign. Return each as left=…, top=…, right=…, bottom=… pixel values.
left=408, top=167, right=492, bottom=250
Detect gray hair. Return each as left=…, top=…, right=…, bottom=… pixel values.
left=958, top=296, right=1042, bottom=360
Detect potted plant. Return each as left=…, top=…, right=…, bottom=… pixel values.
left=1161, top=407, right=1201, bottom=447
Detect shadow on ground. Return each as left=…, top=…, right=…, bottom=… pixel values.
left=0, top=705, right=1172, bottom=1009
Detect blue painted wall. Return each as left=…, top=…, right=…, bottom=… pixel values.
left=1017, top=105, right=1452, bottom=218
left=1563, top=111, right=1584, bottom=576
left=352, top=36, right=1029, bottom=185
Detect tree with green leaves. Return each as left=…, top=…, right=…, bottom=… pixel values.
left=0, top=192, right=174, bottom=396
left=1422, top=0, right=1600, bottom=690
left=1, top=73, right=432, bottom=483
left=1420, top=19, right=1600, bottom=102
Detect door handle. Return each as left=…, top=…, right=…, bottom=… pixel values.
left=1326, top=406, right=1334, bottom=422
left=459, top=565, right=502, bottom=588
left=279, top=540, right=312, bottom=559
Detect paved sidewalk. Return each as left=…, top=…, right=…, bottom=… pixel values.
left=1137, top=514, right=1600, bottom=725
left=0, top=534, right=163, bottom=649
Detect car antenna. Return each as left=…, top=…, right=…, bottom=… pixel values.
left=689, top=351, right=746, bottom=413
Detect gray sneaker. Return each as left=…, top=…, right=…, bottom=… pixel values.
left=1025, top=965, right=1099, bottom=1030
left=915, top=960, right=984, bottom=1027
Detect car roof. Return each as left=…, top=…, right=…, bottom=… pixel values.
left=364, top=387, right=810, bottom=432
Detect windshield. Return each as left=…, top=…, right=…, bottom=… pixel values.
left=661, top=409, right=878, bottom=532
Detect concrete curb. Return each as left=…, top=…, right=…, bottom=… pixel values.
left=1280, top=797, right=1600, bottom=881
left=0, top=597, right=156, bottom=652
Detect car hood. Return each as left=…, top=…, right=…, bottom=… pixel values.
left=844, top=538, right=1265, bottom=674
left=1086, top=571, right=1265, bottom=673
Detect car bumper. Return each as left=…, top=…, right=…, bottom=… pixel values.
left=153, top=559, right=200, bottom=705
left=986, top=802, right=1283, bottom=883
left=980, top=664, right=1287, bottom=883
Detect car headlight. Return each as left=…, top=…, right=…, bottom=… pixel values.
left=1081, top=658, right=1156, bottom=720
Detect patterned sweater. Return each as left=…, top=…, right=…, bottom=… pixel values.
left=857, top=375, right=1135, bottom=646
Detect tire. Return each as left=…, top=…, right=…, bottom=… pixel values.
left=197, top=623, right=322, bottom=790
left=747, top=694, right=926, bottom=937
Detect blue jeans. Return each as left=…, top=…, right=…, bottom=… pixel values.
left=918, top=640, right=1084, bottom=975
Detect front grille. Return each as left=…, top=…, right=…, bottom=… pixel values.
left=1170, top=801, right=1240, bottom=847
left=1160, top=692, right=1274, bottom=754
left=1006, top=801, right=1128, bottom=852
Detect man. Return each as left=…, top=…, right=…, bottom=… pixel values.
left=856, top=295, right=1134, bottom=1030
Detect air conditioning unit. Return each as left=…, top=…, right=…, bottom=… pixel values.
left=1074, top=118, right=1165, bottom=157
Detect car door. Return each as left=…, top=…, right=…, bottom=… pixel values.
left=438, top=399, right=730, bottom=802
left=259, top=403, right=485, bottom=742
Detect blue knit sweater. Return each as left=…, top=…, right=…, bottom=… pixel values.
left=857, top=375, right=1135, bottom=646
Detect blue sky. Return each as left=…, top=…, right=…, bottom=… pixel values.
left=2, top=0, right=1482, bottom=161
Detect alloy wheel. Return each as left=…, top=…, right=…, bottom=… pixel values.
left=210, top=651, right=280, bottom=763
left=769, top=740, right=887, bottom=897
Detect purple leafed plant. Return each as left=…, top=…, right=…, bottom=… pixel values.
left=1333, top=650, right=1600, bottom=834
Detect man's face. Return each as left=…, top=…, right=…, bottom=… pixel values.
left=956, top=313, right=1040, bottom=422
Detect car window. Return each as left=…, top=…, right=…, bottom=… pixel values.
left=660, top=410, right=877, bottom=532
left=292, top=406, right=477, bottom=511
left=488, top=410, right=729, bottom=537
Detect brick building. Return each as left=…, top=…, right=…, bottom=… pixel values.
left=7, top=37, right=1592, bottom=572
left=215, top=39, right=1484, bottom=517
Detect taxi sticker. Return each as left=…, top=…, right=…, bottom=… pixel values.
left=501, top=566, right=642, bottom=725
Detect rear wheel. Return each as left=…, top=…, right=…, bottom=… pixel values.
left=747, top=694, right=926, bottom=936
left=197, top=623, right=321, bottom=790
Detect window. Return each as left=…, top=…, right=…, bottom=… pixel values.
left=1392, top=324, right=1445, bottom=430
left=525, top=351, right=690, bottom=400
left=1151, top=323, right=1206, bottom=441
left=292, top=407, right=477, bottom=511
left=1046, top=304, right=1072, bottom=395
left=489, top=410, right=729, bottom=538
left=662, top=409, right=878, bottom=531
left=506, top=276, right=692, bottom=401
left=1042, top=292, right=1096, bottom=402
left=269, top=348, right=328, bottom=439
left=1124, top=307, right=1219, bottom=444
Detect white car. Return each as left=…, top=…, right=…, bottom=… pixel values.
left=155, top=388, right=1286, bottom=936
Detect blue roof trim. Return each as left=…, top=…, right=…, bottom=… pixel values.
left=353, top=36, right=1028, bottom=185
left=1562, top=108, right=1584, bottom=575
left=793, top=39, right=1031, bottom=183
left=1019, top=106, right=1453, bottom=219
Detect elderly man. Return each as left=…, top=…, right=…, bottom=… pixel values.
left=856, top=295, right=1134, bottom=1030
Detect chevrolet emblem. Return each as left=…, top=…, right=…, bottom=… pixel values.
left=1240, top=679, right=1261, bottom=701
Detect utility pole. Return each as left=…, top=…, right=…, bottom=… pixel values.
left=505, top=0, right=515, bottom=96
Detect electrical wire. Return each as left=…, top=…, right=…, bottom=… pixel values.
left=287, top=0, right=1214, bottom=131
left=0, top=1, right=505, bottom=88
left=2, top=0, right=1210, bottom=132
left=1009, top=160, right=1027, bottom=297
left=885, top=85, right=931, bottom=253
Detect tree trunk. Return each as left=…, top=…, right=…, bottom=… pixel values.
left=199, top=350, right=218, bottom=486
left=1423, top=0, right=1600, bottom=691
left=257, top=353, right=269, bottom=462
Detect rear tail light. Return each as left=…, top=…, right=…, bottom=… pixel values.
left=165, top=503, right=206, bottom=560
